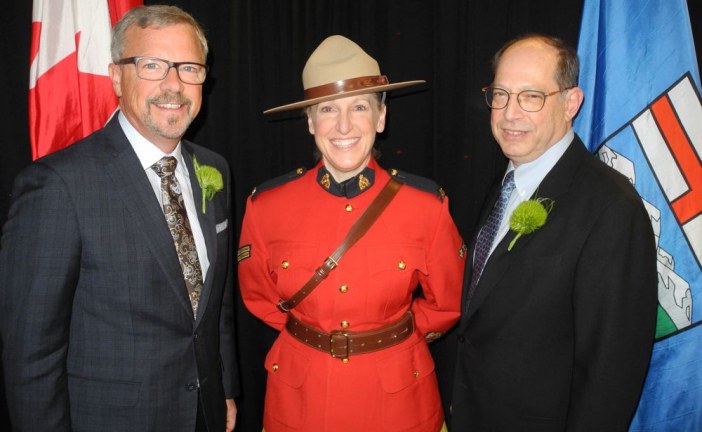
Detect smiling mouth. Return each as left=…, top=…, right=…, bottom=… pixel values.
left=501, top=128, right=530, bottom=140
left=330, top=138, right=359, bottom=149
left=150, top=93, right=190, bottom=111
left=155, top=102, right=184, bottom=110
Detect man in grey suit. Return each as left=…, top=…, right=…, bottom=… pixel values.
left=449, top=35, right=657, bottom=431
left=0, top=5, right=238, bottom=431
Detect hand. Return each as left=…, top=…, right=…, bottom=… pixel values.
left=225, top=398, right=237, bottom=432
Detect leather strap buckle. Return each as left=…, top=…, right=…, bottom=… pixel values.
left=329, top=330, right=349, bottom=360
left=324, top=256, right=338, bottom=270
left=275, top=179, right=403, bottom=313
left=276, top=299, right=290, bottom=313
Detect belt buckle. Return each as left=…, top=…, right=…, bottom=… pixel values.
left=329, top=330, right=349, bottom=361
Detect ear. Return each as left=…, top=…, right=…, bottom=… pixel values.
left=307, top=113, right=316, bottom=135
left=564, top=86, right=584, bottom=122
left=376, top=104, right=387, bottom=133
left=108, top=63, right=122, bottom=97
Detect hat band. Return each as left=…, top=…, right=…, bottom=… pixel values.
left=304, top=75, right=389, bottom=101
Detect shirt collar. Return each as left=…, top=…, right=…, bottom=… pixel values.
left=316, top=165, right=376, bottom=198
left=118, top=111, right=184, bottom=170
left=510, top=128, right=574, bottom=199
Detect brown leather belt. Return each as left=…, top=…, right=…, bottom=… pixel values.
left=285, top=311, right=414, bottom=361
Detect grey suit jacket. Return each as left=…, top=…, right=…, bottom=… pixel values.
left=0, top=116, right=239, bottom=431
left=450, top=135, right=657, bottom=432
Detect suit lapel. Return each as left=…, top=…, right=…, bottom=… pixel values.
left=182, top=144, right=217, bottom=323
left=459, top=179, right=500, bottom=311
left=461, top=233, right=515, bottom=322
left=461, top=137, right=587, bottom=326
left=103, top=118, right=195, bottom=318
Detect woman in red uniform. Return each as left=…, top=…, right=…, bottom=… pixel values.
left=238, top=35, right=465, bottom=432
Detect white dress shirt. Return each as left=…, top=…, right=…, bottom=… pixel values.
left=488, top=128, right=575, bottom=257
left=118, top=112, right=210, bottom=282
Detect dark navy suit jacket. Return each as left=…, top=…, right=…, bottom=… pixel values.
left=0, top=115, right=239, bottom=431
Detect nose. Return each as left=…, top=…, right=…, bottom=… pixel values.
left=502, top=94, right=524, bottom=120
left=160, top=66, right=184, bottom=91
left=336, top=109, right=352, bottom=134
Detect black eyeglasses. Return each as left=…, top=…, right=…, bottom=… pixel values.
left=115, top=56, right=209, bottom=85
left=482, top=86, right=572, bottom=112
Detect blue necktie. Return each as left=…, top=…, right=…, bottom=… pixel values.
left=466, top=170, right=516, bottom=303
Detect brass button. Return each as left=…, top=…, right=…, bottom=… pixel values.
left=281, top=260, right=289, bottom=269
left=342, top=358, right=350, bottom=364
left=425, top=331, right=443, bottom=342
left=340, top=320, right=350, bottom=329
left=345, top=204, right=353, bottom=212
left=272, top=363, right=279, bottom=372
left=413, top=370, right=420, bottom=378
left=339, top=285, right=349, bottom=293
left=398, top=260, right=406, bottom=270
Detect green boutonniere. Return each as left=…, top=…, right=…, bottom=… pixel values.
left=193, top=156, right=223, bottom=214
left=507, top=196, right=554, bottom=251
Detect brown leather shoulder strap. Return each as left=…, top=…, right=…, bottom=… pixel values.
left=277, top=178, right=403, bottom=312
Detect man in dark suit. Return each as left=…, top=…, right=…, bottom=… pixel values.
left=450, top=34, right=658, bottom=431
left=0, top=6, right=238, bottom=431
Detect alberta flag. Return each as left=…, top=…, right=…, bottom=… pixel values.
left=574, top=0, right=702, bottom=430
left=29, top=0, right=142, bottom=160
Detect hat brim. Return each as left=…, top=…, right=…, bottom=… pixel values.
left=263, top=80, right=426, bottom=114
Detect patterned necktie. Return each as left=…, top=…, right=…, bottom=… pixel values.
left=466, top=170, right=516, bottom=303
left=151, top=156, right=203, bottom=318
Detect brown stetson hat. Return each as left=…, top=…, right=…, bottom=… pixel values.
left=263, top=35, right=425, bottom=114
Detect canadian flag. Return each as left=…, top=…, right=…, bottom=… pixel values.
left=29, top=0, right=142, bottom=160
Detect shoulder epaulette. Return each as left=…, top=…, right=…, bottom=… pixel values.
left=387, top=168, right=446, bottom=202
left=251, top=167, right=307, bottom=200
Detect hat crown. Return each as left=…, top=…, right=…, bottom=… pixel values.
left=263, top=34, right=424, bottom=113
left=302, top=35, right=381, bottom=90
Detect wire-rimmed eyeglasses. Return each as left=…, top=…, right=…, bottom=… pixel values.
left=482, top=86, right=572, bottom=112
left=115, top=56, right=209, bottom=85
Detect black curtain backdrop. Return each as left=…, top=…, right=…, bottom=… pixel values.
left=1, top=1, right=701, bottom=430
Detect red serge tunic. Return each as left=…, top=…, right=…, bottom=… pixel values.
left=238, top=158, right=465, bottom=431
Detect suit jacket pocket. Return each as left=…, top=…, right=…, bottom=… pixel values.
left=68, top=374, right=140, bottom=408
left=216, top=218, right=229, bottom=234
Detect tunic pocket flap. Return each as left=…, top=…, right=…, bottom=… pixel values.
left=264, top=337, right=312, bottom=388
left=367, top=245, right=427, bottom=276
left=375, top=341, right=435, bottom=393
